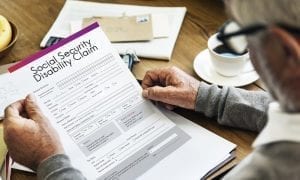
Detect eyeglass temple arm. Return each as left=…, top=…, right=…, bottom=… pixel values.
left=217, top=24, right=266, bottom=40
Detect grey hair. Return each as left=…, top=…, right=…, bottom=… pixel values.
left=227, top=0, right=300, bottom=27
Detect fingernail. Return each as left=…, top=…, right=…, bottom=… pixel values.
left=27, top=94, right=36, bottom=102
left=142, top=90, right=148, bottom=98
left=165, top=105, right=174, bottom=110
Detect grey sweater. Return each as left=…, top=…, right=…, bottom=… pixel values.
left=38, top=82, right=298, bottom=180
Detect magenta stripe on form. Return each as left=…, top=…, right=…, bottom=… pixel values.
left=8, top=22, right=100, bottom=72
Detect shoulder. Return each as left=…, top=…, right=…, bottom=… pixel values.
left=224, top=142, right=300, bottom=180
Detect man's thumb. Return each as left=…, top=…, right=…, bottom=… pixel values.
left=25, top=94, right=44, bottom=121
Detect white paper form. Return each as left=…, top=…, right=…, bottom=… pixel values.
left=0, top=73, right=26, bottom=118
left=9, top=23, right=191, bottom=179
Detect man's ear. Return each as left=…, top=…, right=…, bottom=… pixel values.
left=269, top=27, right=300, bottom=64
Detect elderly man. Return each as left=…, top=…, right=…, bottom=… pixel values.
left=3, top=0, right=300, bottom=179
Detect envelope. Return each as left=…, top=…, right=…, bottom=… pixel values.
left=83, top=15, right=153, bottom=42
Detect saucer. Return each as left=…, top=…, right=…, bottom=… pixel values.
left=193, top=49, right=259, bottom=87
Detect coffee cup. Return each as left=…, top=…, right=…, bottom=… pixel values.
left=207, top=33, right=249, bottom=77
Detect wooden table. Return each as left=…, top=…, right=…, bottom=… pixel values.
left=0, top=0, right=265, bottom=179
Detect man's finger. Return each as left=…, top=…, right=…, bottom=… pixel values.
left=4, top=100, right=25, bottom=118
left=164, top=103, right=175, bottom=110
left=24, top=94, right=45, bottom=122
left=142, top=69, right=160, bottom=89
left=142, top=68, right=173, bottom=89
left=4, top=100, right=26, bottom=128
left=142, top=86, right=178, bottom=106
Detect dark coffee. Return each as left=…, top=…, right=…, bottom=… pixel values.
left=213, top=44, right=248, bottom=57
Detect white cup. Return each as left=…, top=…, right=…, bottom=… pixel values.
left=207, top=33, right=249, bottom=77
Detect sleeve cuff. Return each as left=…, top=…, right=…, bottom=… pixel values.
left=37, top=154, right=72, bottom=180
left=195, top=82, right=208, bottom=112
left=195, top=82, right=226, bottom=118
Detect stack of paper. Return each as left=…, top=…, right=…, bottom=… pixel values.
left=1, top=155, right=12, bottom=180
left=40, top=0, right=186, bottom=60
left=0, top=63, right=237, bottom=179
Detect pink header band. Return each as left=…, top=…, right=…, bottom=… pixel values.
left=8, top=22, right=100, bottom=73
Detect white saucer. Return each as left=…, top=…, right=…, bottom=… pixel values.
left=193, top=49, right=259, bottom=87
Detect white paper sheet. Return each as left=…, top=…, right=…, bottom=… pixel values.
left=5, top=23, right=235, bottom=179
left=0, top=73, right=25, bottom=118
left=40, top=0, right=186, bottom=60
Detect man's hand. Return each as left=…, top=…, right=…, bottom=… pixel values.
left=3, top=94, right=64, bottom=170
left=142, top=67, right=200, bottom=110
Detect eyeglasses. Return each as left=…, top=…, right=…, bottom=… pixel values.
left=216, top=21, right=300, bottom=55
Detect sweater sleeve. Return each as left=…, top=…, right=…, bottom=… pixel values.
left=37, top=154, right=86, bottom=180
left=195, top=82, right=272, bottom=132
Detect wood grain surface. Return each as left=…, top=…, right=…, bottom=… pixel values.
left=0, top=1, right=262, bottom=179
